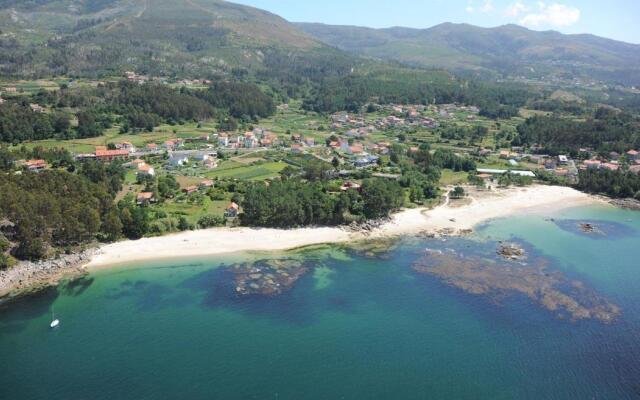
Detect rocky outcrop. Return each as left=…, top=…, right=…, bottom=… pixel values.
left=0, top=249, right=96, bottom=302
left=497, top=242, right=526, bottom=261
left=610, top=198, right=640, bottom=211
left=413, top=249, right=620, bottom=323
left=230, top=259, right=309, bottom=297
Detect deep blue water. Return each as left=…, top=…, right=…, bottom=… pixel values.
left=1, top=205, right=640, bottom=399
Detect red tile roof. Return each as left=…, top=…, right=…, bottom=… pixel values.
left=137, top=192, right=154, bottom=200
left=95, top=149, right=129, bottom=158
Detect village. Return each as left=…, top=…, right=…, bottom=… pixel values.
left=8, top=92, right=640, bottom=226
left=4, top=72, right=638, bottom=190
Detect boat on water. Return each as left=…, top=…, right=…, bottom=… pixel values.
left=50, top=309, right=60, bottom=329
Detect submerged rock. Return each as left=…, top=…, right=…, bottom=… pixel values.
left=497, top=242, right=527, bottom=261
left=347, top=238, right=399, bottom=259
left=579, top=223, right=602, bottom=235
left=412, top=251, right=620, bottom=323
left=229, top=259, right=309, bottom=297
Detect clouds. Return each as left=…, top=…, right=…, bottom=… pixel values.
left=502, top=2, right=580, bottom=27
left=466, top=0, right=494, bottom=14
left=504, top=1, right=528, bottom=17
left=519, top=2, right=581, bottom=27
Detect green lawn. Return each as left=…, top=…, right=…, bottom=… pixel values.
left=205, top=161, right=287, bottom=180
left=152, top=197, right=230, bottom=225
left=439, top=170, right=469, bottom=185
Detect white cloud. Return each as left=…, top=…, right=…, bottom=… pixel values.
left=519, top=3, right=581, bottom=27
left=479, top=0, right=494, bottom=13
left=466, top=0, right=494, bottom=14
left=504, top=1, right=529, bottom=17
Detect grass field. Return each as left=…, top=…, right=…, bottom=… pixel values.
left=439, top=170, right=469, bottom=185
left=153, top=197, right=231, bottom=225
left=205, top=160, right=287, bottom=180
left=11, top=120, right=219, bottom=153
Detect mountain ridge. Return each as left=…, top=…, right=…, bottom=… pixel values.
left=296, top=21, right=640, bottom=85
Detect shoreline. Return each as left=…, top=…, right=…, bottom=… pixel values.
left=0, top=185, right=607, bottom=300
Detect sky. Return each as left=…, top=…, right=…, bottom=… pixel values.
left=232, top=0, right=640, bottom=44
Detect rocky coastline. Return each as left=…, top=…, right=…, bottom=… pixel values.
left=609, top=198, right=640, bottom=211
left=0, top=249, right=96, bottom=304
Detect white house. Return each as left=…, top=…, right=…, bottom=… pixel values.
left=169, top=154, right=189, bottom=167
left=137, top=164, right=155, bottom=176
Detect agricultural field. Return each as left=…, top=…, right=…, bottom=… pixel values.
left=204, top=160, right=288, bottom=181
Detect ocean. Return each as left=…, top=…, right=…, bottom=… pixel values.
left=1, top=204, right=639, bottom=400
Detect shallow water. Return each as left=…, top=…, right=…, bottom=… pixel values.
left=1, top=205, right=640, bottom=400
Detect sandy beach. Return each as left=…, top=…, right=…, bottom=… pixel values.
left=0, top=184, right=606, bottom=299
left=86, top=185, right=603, bottom=269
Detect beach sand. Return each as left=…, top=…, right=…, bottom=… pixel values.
left=0, top=185, right=607, bottom=299
left=86, top=185, right=603, bottom=269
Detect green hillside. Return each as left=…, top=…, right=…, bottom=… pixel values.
left=296, top=22, right=640, bottom=86
left=0, top=0, right=327, bottom=78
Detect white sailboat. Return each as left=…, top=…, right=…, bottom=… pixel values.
left=50, top=309, right=60, bottom=329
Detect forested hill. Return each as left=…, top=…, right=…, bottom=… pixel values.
left=296, top=22, right=640, bottom=86
left=0, top=0, right=343, bottom=79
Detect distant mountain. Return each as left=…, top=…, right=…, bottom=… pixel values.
left=296, top=22, right=640, bottom=86
left=0, top=0, right=336, bottom=78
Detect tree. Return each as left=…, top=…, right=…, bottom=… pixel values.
left=360, top=179, right=403, bottom=219
left=101, top=209, right=123, bottom=242
left=178, top=216, right=192, bottom=231
left=451, top=186, right=466, bottom=199
left=331, top=157, right=340, bottom=169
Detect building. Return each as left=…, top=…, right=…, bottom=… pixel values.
left=146, top=143, right=158, bottom=151
left=183, top=186, right=198, bottom=194
left=355, top=155, right=379, bottom=168
left=340, top=181, right=361, bottom=191
left=203, top=158, right=218, bottom=169
left=218, top=133, right=229, bottom=147
left=199, top=180, right=214, bottom=189
left=244, top=132, right=258, bottom=148
left=558, top=155, right=569, bottom=165
left=25, top=159, right=48, bottom=172
left=169, top=154, right=189, bottom=167
left=225, top=202, right=239, bottom=218
left=290, top=144, right=304, bottom=154
left=131, top=159, right=146, bottom=168
left=627, top=150, right=640, bottom=161
left=136, top=192, right=156, bottom=206
left=137, top=163, right=155, bottom=176
left=348, top=144, right=365, bottom=155
left=583, top=160, right=602, bottom=169
left=95, top=149, right=130, bottom=161
left=476, top=168, right=536, bottom=177
left=116, top=142, right=136, bottom=153
left=29, top=104, right=45, bottom=113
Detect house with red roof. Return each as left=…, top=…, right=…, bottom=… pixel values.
left=25, top=159, right=48, bottom=172
left=225, top=202, right=239, bottom=218
left=627, top=150, right=640, bottom=161
left=95, top=149, right=130, bottom=161
left=183, top=186, right=198, bottom=194
left=601, top=162, right=620, bottom=171
left=136, top=192, right=156, bottom=206
left=199, top=180, right=214, bottom=189
left=137, top=163, right=155, bottom=176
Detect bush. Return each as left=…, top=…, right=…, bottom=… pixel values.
left=197, top=215, right=226, bottom=229
left=177, top=216, right=193, bottom=231
left=451, top=186, right=466, bottom=199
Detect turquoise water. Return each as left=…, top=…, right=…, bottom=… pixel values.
left=2, top=205, right=640, bottom=399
